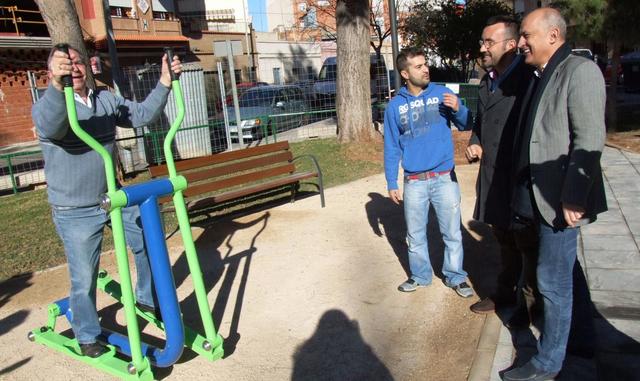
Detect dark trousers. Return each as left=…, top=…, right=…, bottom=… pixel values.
left=512, top=224, right=543, bottom=321
left=491, top=226, right=523, bottom=306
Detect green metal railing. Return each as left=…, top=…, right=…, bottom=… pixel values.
left=0, top=150, right=45, bottom=194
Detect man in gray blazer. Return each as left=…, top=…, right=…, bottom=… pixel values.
left=503, top=8, right=607, bottom=381
left=466, top=16, right=536, bottom=316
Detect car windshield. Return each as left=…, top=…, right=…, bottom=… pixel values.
left=239, top=89, right=277, bottom=107
left=318, top=65, right=337, bottom=81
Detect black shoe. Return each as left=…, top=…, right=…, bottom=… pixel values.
left=136, top=302, right=162, bottom=320
left=502, top=361, right=558, bottom=381
left=80, top=342, right=108, bottom=358
left=470, top=298, right=496, bottom=314
left=505, top=308, right=531, bottom=329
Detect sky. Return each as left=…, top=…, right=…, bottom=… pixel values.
left=248, top=0, right=268, bottom=32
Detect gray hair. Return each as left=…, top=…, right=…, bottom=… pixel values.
left=542, top=7, right=567, bottom=39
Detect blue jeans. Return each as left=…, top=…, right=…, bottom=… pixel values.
left=52, top=205, right=154, bottom=344
left=403, top=172, right=467, bottom=287
left=530, top=222, right=579, bottom=373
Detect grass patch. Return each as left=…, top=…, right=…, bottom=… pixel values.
left=0, top=137, right=383, bottom=282
left=0, top=189, right=65, bottom=280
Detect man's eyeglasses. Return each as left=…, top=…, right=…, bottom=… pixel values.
left=478, top=38, right=513, bottom=48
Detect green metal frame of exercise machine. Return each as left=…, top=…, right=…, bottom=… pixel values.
left=29, top=46, right=224, bottom=380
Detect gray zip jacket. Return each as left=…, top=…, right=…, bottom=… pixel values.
left=32, top=82, right=170, bottom=207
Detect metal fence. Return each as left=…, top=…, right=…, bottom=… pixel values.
left=116, top=60, right=347, bottom=169
left=0, top=149, right=46, bottom=195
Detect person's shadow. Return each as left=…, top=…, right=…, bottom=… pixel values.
left=291, top=309, right=394, bottom=381
left=365, top=191, right=501, bottom=297
left=365, top=193, right=409, bottom=275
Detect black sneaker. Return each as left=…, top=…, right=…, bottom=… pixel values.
left=80, top=342, right=108, bottom=358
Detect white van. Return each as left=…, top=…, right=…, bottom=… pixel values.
left=312, top=54, right=389, bottom=109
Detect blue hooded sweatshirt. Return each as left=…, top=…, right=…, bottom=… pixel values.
left=384, top=83, right=470, bottom=191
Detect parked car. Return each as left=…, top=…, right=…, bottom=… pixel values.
left=214, top=81, right=268, bottom=112
left=224, top=81, right=269, bottom=106
left=571, top=48, right=594, bottom=61
left=312, top=54, right=389, bottom=109
left=221, top=85, right=309, bottom=141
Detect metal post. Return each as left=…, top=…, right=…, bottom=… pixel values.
left=6, top=155, right=17, bottom=194
left=226, top=40, right=244, bottom=146
left=217, top=62, right=233, bottom=151
left=101, top=0, right=123, bottom=96
left=388, top=0, right=401, bottom=92
left=241, top=0, right=252, bottom=72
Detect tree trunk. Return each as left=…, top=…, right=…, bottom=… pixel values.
left=336, top=0, right=375, bottom=143
left=35, top=0, right=96, bottom=90
left=606, top=41, right=620, bottom=131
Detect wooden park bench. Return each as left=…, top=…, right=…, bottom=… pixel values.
left=148, top=141, right=325, bottom=217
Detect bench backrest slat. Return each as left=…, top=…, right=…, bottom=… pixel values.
left=183, top=162, right=296, bottom=198
left=184, top=151, right=293, bottom=183
left=149, top=141, right=291, bottom=178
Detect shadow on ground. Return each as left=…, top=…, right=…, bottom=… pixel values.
left=98, top=211, right=271, bottom=379
left=0, top=273, right=34, bottom=334
left=364, top=192, right=501, bottom=298
left=0, top=274, right=35, bottom=374
left=291, top=309, right=393, bottom=381
left=498, top=263, right=640, bottom=380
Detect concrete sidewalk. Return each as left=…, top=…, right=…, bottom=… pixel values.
left=471, top=146, right=640, bottom=381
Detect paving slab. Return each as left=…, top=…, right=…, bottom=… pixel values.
left=588, top=268, right=640, bottom=291
left=590, top=290, right=640, bottom=311
left=582, top=249, right=640, bottom=269
left=581, top=234, right=638, bottom=251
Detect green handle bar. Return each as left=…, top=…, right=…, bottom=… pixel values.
left=56, top=43, right=147, bottom=372
left=162, top=47, right=222, bottom=346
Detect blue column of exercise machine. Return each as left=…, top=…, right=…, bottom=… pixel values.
left=100, top=178, right=184, bottom=367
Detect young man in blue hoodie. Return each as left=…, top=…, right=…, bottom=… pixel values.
left=384, top=47, right=473, bottom=297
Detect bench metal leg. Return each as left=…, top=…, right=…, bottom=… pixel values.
left=317, top=174, right=325, bottom=208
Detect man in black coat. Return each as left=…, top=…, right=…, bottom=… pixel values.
left=466, top=16, right=535, bottom=315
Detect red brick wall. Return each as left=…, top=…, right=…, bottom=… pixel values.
left=0, top=70, right=49, bottom=147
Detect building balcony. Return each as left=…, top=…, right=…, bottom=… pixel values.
left=111, top=17, right=181, bottom=36
left=111, top=16, right=139, bottom=33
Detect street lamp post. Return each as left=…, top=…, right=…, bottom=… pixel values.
left=388, top=0, right=400, bottom=92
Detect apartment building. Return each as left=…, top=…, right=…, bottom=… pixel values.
left=175, top=0, right=256, bottom=81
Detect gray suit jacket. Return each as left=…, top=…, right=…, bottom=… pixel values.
left=529, top=54, right=607, bottom=227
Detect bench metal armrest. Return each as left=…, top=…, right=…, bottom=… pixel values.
left=292, top=154, right=325, bottom=207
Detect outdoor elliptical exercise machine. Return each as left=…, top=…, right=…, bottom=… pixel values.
left=28, top=46, right=224, bottom=380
